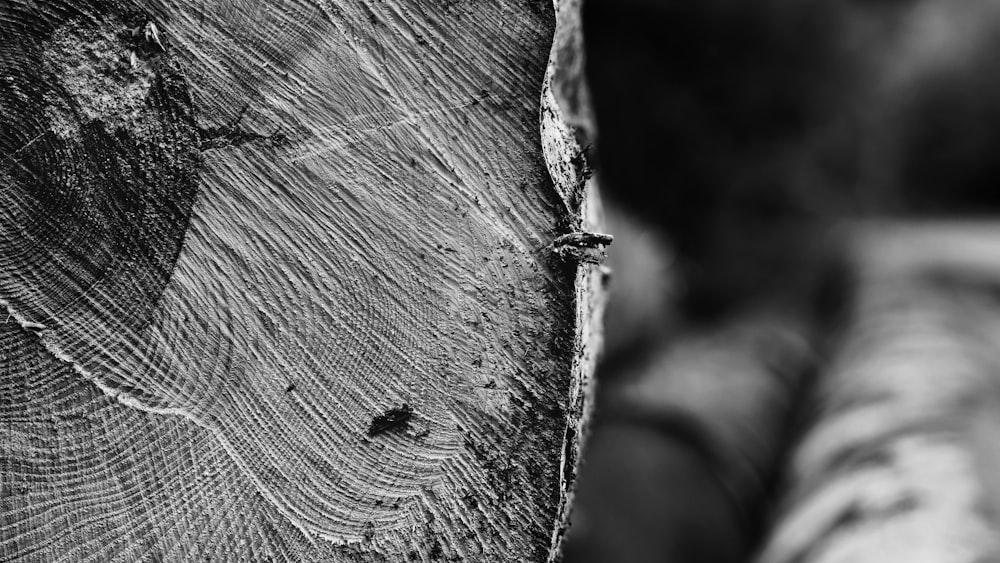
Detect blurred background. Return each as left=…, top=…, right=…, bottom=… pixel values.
left=561, top=0, right=1000, bottom=561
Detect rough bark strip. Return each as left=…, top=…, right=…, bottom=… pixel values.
left=538, top=0, right=607, bottom=559
left=2, top=0, right=586, bottom=560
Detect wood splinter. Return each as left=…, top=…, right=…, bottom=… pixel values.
left=21, top=320, right=46, bottom=333
left=131, top=21, right=165, bottom=52
left=551, top=231, right=614, bottom=264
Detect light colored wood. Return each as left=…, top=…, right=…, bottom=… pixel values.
left=0, top=1, right=594, bottom=560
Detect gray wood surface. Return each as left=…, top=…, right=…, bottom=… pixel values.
left=0, top=1, right=596, bottom=560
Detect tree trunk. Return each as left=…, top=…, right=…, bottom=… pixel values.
left=0, top=1, right=598, bottom=561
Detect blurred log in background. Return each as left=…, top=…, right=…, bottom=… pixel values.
left=564, top=0, right=1000, bottom=562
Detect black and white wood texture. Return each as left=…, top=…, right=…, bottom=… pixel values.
left=0, top=1, right=600, bottom=561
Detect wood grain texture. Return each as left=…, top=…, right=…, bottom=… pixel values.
left=1, top=0, right=591, bottom=560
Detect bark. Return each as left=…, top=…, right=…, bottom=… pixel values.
left=0, top=1, right=597, bottom=561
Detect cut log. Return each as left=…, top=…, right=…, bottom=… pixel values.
left=0, top=1, right=596, bottom=560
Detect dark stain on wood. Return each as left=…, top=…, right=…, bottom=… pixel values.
left=367, top=403, right=414, bottom=437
